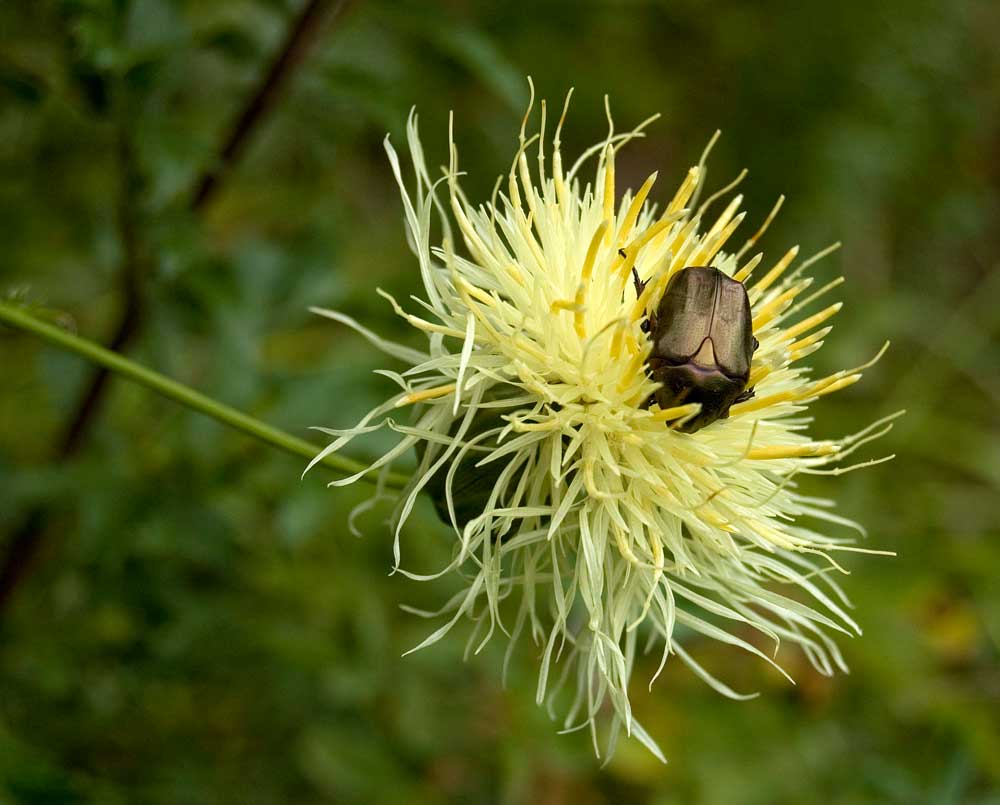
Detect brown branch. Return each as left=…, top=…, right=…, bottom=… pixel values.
left=61, top=131, right=145, bottom=454
left=0, top=0, right=349, bottom=614
left=191, top=0, right=346, bottom=211
left=0, top=510, right=46, bottom=612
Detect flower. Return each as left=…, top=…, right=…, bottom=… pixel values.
left=309, top=85, right=896, bottom=760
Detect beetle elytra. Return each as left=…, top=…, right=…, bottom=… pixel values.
left=636, top=266, right=758, bottom=433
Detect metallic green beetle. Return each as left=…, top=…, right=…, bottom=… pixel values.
left=634, top=265, right=758, bottom=433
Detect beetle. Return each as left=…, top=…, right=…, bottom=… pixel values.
left=632, top=265, right=758, bottom=433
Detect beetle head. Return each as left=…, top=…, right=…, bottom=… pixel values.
left=649, top=356, right=747, bottom=433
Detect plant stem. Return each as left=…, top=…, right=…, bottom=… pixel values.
left=0, top=302, right=409, bottom=489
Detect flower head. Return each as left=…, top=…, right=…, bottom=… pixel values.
left=310, top=86, right=895, bottom=760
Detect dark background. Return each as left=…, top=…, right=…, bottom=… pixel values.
left=1, top=1, right=998, bottom=802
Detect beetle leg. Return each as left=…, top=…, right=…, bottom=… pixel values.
left=631, top=266, right=647, bottom=299
left=631, top=267, right=653, bottom=334
left=751, top=335, right=760, bottom=352
left=733, top=386, right=756, bottom=405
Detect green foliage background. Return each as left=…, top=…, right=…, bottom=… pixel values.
left=1, top=1, right=998, bottom=802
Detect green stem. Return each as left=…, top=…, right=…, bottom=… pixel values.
left=0, top=302, right=409, bottom=490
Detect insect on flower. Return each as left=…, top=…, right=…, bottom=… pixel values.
left=308, top=81, right=898, bottom=761
left=637, top=265, right=759, bottom=432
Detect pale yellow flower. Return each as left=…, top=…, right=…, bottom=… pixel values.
left=309, top=85, right=896, bottom=759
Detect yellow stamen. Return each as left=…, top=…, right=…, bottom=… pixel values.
left=629, top=244, right=687, bottom=326
left=813, top=373, right=862, bottom=397
left=690, top=211, right=746, bottom=266
left=650, top=402, right=702, bottom=422
left=730, top=389, right=800, bottom=416
left=452, top=268, right=501, bottom=344
left=746, top=443, right=838, bottom=460
left=602, top=147, right=616, bottom=239
left=610, top=320, right=626, bottom=359
left=648, top=526, right=665, bottom=585
left=505, top=263, right=526, bottom=287
left=617, top=349, right=646, bottom=392
left=617, top=172, right=657, bottom=245
left=789, top=341, right=823, bottom=362
left=581, top=221, right=609, bottom=285
left=747, top=364, right=771, bottom=387
left=403, top=318, right=465, bottom=338
left=395, top=383, right=457, bottom=407
left=660, top=217, right=700, bottom=268
left=699, top=509, right=737, bottom=532
left=667, top=167, right=699, bottom=215
left=611, top=325, right=634, bottom=360
left=752, top=521, right=799, bottom=550
left=458, top=278, right=496, bottom=308
left=751, top=246, right=800, bottom=298
left=752, top=279, right=811, bottom=330
left=512, top=419, right=564, bottom=432
left=574, top=221, right=610, bottom=338
left=787, top=325, right=832, bottom=355
left=703, top=195, right=743, bottom=243
left=551, top=298, right=583, bottom=314
left=623, top=214, right=682, bottom=270
left=617, top=213, right=687, bottom=300
left=732, top=252, right=763, bottom=283
left=630, top=265, right=674, bottom=326
left=668, top=225, right=704, bottom=275
left=614, top=525, right=641, bottom=564
left=781, top=302, right=842, bottom=342
left=511, top=335, right=548, bottom=362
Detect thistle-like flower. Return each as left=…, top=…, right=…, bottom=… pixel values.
left=309, top=87, right=896, bottom=760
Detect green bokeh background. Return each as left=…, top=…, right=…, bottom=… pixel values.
left=2, top=1, right=998, bottom=802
